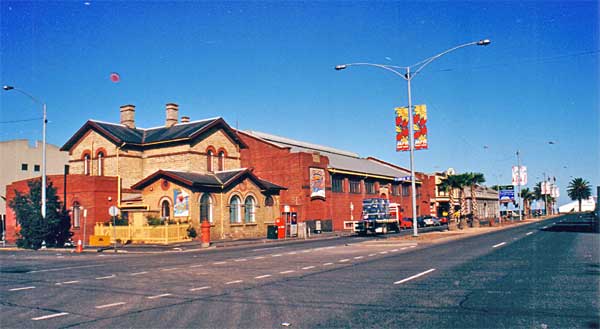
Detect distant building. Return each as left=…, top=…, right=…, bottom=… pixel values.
left=558, top=197, right=597, bottom=213
left=1, top=140, right=68, bottom=240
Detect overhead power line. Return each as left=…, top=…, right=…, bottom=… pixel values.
left=0, top=117, right=42, bottom=124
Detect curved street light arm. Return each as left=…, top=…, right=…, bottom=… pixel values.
left=409, top=41, right=480, bottom=79
left=342, top=63, right=409, bottom=80
left=4, top=86, right=44, bottom=105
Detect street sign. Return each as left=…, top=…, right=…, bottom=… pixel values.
left=498, top=185, right=515, bottom=203
left=394, top=176, right=412, bottom=182
left=109, top=206, right=119, bottom=217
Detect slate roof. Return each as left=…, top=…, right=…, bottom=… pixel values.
left=61, top=118, right=247, bottom=151
left=242, top=130, right=412, bottom=180
left=130, top=169, right=286, bottom=192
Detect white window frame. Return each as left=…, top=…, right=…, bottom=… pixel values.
left=244, top=195, right=256, bottom=223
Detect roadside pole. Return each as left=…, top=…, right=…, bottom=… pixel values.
left=516, top=151, right=523, bottom=221
left=109, top=206, right=119, bottom=253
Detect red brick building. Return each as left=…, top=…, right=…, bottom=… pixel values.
left=238, top=130, right=435, bottom=231
left=4, top=175, right=118, bottom=244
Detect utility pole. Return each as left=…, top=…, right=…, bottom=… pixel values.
left=516, top=151, right=523, bottom=221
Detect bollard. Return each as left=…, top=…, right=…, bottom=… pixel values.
left=201, top=220, right=211, bottom=248
left=76, top=239, right=83, bottom=253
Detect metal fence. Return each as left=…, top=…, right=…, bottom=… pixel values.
left=94, top=222, right=191, bottom=244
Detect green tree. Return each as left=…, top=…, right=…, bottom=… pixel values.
left=567, top=177, right=592, bottom=212
left=9, top=179, right=71, bottom=250
left=438, top=174, right=468, bottom=226
left=521, top=188, right=535, bottom=218
left=464, top=172, right=486, bottom=221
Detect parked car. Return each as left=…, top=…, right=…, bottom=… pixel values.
left=430, top=216, right=442, bottom=226
left=415, top=216, right=427, bottom=227
left=439, top=216, right=449, bottom=225
left=400, top=217, right=413, bottom=229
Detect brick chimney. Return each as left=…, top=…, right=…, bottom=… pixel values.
left=120, top=104, right=136, bottom=129
left=181, top=116, right=190, bottom=123
left=165, top=103, right=179, bottom=127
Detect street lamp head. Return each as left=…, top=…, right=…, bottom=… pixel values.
left=477, top=39, right=491, bottom=46
left=3, top=85, right=14, bottom=91
left=334, top=64, right=348, bottom=71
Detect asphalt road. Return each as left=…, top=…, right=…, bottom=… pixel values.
left=1, top=214, right=597, bottom=329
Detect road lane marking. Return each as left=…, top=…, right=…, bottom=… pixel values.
left=189, top=286, right=211, bottom=291
left=287, top=252, right=297, bottom=255
left=9, top=286, right=35, bottom=291
left=95, top=274, right=116, bottom=280
left=255, top=274, right=272, bottom=279
left=225, top=280, right=243, bottom=285
left=95, top=302, right=125, bottom=309
left=147, top=293, right=172, bottom=299
left=542, top=226, right=548, bottom=229
left=368, top=253, right=376, bottom=256
left=354, top=256, right=364, bottom=260
left=408, top=245, right=416, bottom=248
left=393, top=268, right=436, bottom=285
left=301, top=250, right=311, bottom=253
left=28, top=264, right=102, bottom=274
left=391, top=249, right=399, bottom=252
left=272, top=254, right=282, bottom=257
left=130, top=271, right=148, bottom=276
left=400, top=248, right=408, bottom=250
left=323, top=262, right=333, bottom=266
left=379, top=251, right=388, bottom=254
left=280, top=270, right=295, bottom=274
left=339, top=259, right=350, bottom=263
left=526, top=232, right=534, bottom=236
left=31, top=312, right=69, bottom=321
left=253, top=256, right=265, bottom=260
left=160, top=267, right=180, bottom=272
left=302, top=266, right=315, bottom=270
left=56, top=281, right=79, bottom=285
left=252, top=246, right=282, bottom=252
left=492, top=242, right=507, bottom=248
left=189, top=264, right=204, bottom=268
left=234, top=258, right=248, bottom=262
left=213, top=261, right=227, bottom=265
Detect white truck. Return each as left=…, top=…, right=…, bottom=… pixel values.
left=355, top=198, right=405, bottom=235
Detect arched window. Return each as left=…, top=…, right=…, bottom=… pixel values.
left=97, top=151, right=104, bottom=176
left=72, top=202, right=81, bottom=228
left=161, top=199, right=171, bottom=219
left=229, top=195, right=241, bottom=224
left=244, top=196, right=256, bottom=223
left=265, top=196, right=274, bottom=207
left=207, top=150, right=214, bottom=172
left=84, top=154, right=91, bottom=175
left=218, top=151, right=225, bottom=171
left=200, top=193, right=213, bottom=223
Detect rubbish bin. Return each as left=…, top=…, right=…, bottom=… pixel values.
left=267, top=225, right=278, bottom=239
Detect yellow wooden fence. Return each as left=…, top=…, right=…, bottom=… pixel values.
left=94, top=222, right=191, bottom=244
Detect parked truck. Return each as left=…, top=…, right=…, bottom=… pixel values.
left=355, top=198, right=406, bottom=235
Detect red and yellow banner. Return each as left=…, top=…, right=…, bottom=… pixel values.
left=395, top=105, right=428, bottom=152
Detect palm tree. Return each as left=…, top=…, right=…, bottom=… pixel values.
left=567, top=178, right=592, bottom=212
left=438, top=174, right=468, bottom=227
left=521, top=188, right=535, bottom=218
left=464, top=172, right=486, bottom=221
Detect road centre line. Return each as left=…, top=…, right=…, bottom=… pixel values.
left=189, top=286, right=211, bottom=291
left=368, top=254, right=376, bottom=256
left=301, top=250, right=311, bottom=253
left=56, top=280, right=79, bottom=285
left=526, top=232, right=534, bottom=236
left=9, top=286, right=35, bottom=291
left=280, top=270, right=295, bottom=274
left=302, top=266, right=315, bottom=270
left=339, top=259, right=350, bottom=262
left=272, top=254, right=282, bottom=257
left=28, top=264, right=102, bottom=274
left=394, top=268, right=436, bottom=285
left=147, top=293, right=172, bottom=299
left=31, top=312, right=69, bottom=321
left=95, top=302, right=126, bottom=309
left=400, top=248, right=408, bottom=250
left=253, top=256, right=265, bottom=260
left=130, top=271, right=148, bottom=276
left=213, top=261, right=227, bottom=265
left=354, top=256, right=364, bottom=259
left=287, top=252, right=297, bottom=255
left=96, top=274, right=116, bottom=280
left=189, top=264, right=204, bottom=268
left=160, top=267, right=180, bottom=271
left=255, top=274, right=272, bottom=279
left=323, top=262, right=333, bottom=266
left=492, top=242, right=507, bottom=248
left=391, top=249, right=399, bottom=252
left=379, top=251, right=388, bottom=254
left=225, top=280, right=243, bottom=285
left=234, top=258, right=247, bottom=262
left=252, top=246, right=282, bottom=252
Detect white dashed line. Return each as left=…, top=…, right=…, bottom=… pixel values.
left=147, top=293, right=172, bottom=299
left=400, top=248, right=408, bottom=250
left=354, top=256, right=364, bottom=260
left=160, top=267, right=180, bottom=272
left=130, top=271, right=148, bottom=276
left=379, top=251, right=388, bottom=255
left=225, top=280, right=243, bottom=285
left=255, top=274, right=272, bottom=279
left=301, top=250, right=311, bottom=253
left=32, top=312, right=69, bottom=321
left=189, top=264, right=204, bottom=268
left=95, top=275, right=116, bottom=280
left=253, top=256, right=265, bottom=260
left=302, top=266, right=315, bottom=270
left=56, top=280, right=79, bottom=285
left=394, top=268, right=436, bottom=285
left=9, top=286, right=35, bottom=291
left=234, top=259, right=248, bottom=262
left=28, top=264, right=102, bottom=274
left=492, top=242, right=507, bottom=248
left=213, top=261, right=227, bottom=265
left=408, top=245, right=417, bottom=248
left=280, top=270, right=295, bottom=274
left=339, top=259, right=350, bottom=263
left=323, top=262, right=333, bottom=266
left=368, top=253, right=377, bottom=256
left=95, top=302, right=125, bottom=309
left=542, top=226, right=548, bottom=229
left=272, top=254, right=282, bottom=257
left=526, top=232, right=534, bottom=236
left=189, top=286, right=211, bottom=291
left=391, top=249, right=399, bottom=252
left=252, top=246, right=282, bottom=252
left=287, top=252, right=297, bottom=255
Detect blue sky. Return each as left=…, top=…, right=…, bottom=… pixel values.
left=1, top=1, right=598, bottom=205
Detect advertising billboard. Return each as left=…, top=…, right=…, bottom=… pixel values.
left=395, top=105, right=428, bottom=151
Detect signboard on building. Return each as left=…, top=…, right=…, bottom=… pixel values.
left=309, top=168, right=326, bottom=200
left=511, top=166, right=527, bottom=185
left=173, top=189, right=189, bottom=217
left=395, top=105, right=428, bottom=152
left=498, top=185, right=515, bottom=203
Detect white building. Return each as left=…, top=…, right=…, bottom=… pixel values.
left=558, top=197, right=597, bottom=213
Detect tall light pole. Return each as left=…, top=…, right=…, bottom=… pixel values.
left=335, top=39, right=490, bottom=236
left=3, top=85, right=47, bottom=218
left=516, top=150, right=522, bottom=221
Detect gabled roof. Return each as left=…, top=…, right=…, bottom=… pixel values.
left=130, top=169, right=286, bottom=192
left=61, top=117, right=247, bottom=151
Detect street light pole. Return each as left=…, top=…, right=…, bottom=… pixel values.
left=335, top=39, right=490, bottom=236
left=516, top=150, right=523, bottom=221
left=3, top=85, right=47, bottom=218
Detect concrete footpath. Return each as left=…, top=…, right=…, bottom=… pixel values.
left=0, top=216, right=558, bottom=254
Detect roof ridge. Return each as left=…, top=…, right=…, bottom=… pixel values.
left=244, top=130, right=359, bottom=158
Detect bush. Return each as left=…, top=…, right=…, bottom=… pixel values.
left=111, top=216, right=128, bottom=226
left=147, top=216, right=164, bottom=226
left=187, top=226, right=197, bottom=238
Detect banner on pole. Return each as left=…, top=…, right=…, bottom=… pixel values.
left=511, top=166, right=527, bottom=185
left=395, top=105, right=428, bottom=152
